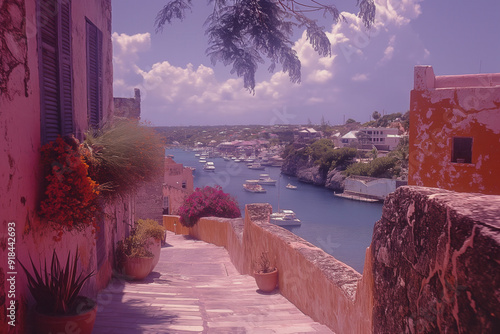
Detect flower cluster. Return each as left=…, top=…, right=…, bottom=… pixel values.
left=178, top=185, right=241, bottom=227
left=39, top=136, right=100, bottom=240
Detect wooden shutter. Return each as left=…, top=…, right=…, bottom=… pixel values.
left=86, top=19, right=103, bottom=129
left=38, top=0, right=73, bottom=144
left=59, top=0, right=74, bottom=137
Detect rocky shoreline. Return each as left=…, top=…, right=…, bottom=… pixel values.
left=281, top=155, right=346, bottom=192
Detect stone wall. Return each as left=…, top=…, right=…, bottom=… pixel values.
left=114, top=88, right=141, bottom=120
left=371, top=186, right=500, bottom=333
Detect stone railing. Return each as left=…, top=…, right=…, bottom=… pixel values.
left=164, top=204, right=374, bottom=333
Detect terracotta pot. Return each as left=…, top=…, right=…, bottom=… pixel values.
left=254, top=269, right=278, bottom=292
left=35, top=297, right=97, bottom=334
left=123, top=256, right=154, bottom=280
left=145, top=237, right=162, bottom=271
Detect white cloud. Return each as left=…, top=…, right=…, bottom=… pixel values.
left=112, top=0, right=428, bottom=125
left=352, top=73, right=369, bottom=82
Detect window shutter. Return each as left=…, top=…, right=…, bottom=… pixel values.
left=86, top=19, right=103, bottom=129
left=59, top=0, right=74, bottom=136
left=38, top=0, right=73, bottom=144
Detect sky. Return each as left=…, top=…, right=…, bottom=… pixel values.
left=111, top=0, right=500, bottom=127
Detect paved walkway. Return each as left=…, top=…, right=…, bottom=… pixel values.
left=93, top=231, right=334, bottom=333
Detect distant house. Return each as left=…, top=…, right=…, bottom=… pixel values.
left=1, top=0, right=131, bottom=331
left=408, top=65, right=500, bottom=195
left=340, top=131, right=359, bottom=147
left=295, top=127, right=322, bottom=143
left=163, top=158, right=194, bottom=215
left=340, top=128, right=401, bottom=151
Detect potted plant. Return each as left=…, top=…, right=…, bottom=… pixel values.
left=19, top=249, right=96, bottom=334
left=254, top=252, right=278, bottom=292
left=115, top=234, right=154, bottom=281
left=134, top=219, right=165, bottom=270
left=115, top=220, right=165, bottom=280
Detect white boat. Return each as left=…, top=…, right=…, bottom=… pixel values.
left=243, top=180, right=266, bottom=193
left=199, top=157, right=207, bottom=163
left=285, top=183, right=297, bottom=189
left=270, top=210, right=301, bottom=226
left=258, top=174, right=277, bottom=185
left=248, top=163, right=265, bottom=170
left=194, top=153, right=200, bottom=157
left=203, top=161, right=215, bottom=171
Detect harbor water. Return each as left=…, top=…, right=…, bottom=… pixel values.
left=166, top=148, right=383, bottom=273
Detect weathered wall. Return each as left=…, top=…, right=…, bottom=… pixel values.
left=409, top=65, right=500, bottom=195
left=163, top=207, right=374, bottom=334
left=114, top=88, right=141, bottom=120
left=372, top=186, right=500, bottom=333
left=162, top=158, right=194, bottom=215
left=0, top=1, right=129, bottom=332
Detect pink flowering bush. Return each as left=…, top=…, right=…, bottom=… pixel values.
left=178, top=186, right=241, bottom=227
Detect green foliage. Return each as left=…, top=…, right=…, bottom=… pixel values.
left=389, top=135, right=409, bottom=168
left=115, top=219, right=165, bottom=268
left=344, top=156, right=398, bottom=178
left=19, top=249, right=95, bottom=315
left=156, top=0, right=375, bottom=92
left=346, top=118, right=358, bottom=124
left=135, top=219, right=166, bottom=242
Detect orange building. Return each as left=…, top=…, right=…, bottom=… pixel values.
left=409, top=65, right=500, bottom=195
left=163, top=157, right=194, bottom=214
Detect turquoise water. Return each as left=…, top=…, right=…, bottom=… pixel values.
left=167, top=148, right=382, bottom=273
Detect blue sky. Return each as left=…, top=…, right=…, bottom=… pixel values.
left=111, top=0, right=500, bottom=126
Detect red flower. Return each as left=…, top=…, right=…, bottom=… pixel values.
left=39, top=137, right=100, bottom=240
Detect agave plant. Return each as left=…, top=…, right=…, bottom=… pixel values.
left=19, top=249, right=95, bottom=315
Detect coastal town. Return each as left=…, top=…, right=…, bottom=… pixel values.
left=1, top=0, right=499, bottom=333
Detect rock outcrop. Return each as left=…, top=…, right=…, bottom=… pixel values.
left=282, top=154, right=344, bottom=188
left=325, top=168, right=346, bottom=191
left=371, top=186, right=500, bottom=334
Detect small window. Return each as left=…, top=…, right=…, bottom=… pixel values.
left=162, top=197, right=169, bottom=215
left=182, top=181, right=187, bottom=189
left=452, top=137, right=473, bottom=163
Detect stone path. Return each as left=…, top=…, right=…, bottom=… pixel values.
left=93, top=231, right=334, bottom=333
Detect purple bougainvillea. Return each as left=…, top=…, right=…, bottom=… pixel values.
left=178, top=185, right=241, bottom=227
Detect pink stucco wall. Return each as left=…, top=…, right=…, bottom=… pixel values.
left=0, top=1, right=130, bottom=331
left=163, top=205, right=374, bottom=334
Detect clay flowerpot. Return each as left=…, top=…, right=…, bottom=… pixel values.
left=35, top=297, right=97, bottom=334
left=123, top=255, right=154, bottom=280
left=254, top=269, right=278, bottom=292
left=145, top=237, right=162, bottom=271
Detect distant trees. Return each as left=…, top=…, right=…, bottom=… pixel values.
left=344, top=156, right=398, bottom=178
left=155, top=0, right=376, bottom=92
left=372, top=111, right=381, bottom=120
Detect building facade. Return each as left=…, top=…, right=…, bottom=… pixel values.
left=1, top=1, right=132, bottom=330
left=162, top=158, right=194, bottom=215
left=408, top=65, right=500, bottom=195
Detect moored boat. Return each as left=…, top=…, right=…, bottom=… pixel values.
left=285, top=183, right=297, bottom=189
left=258, top=173, right=277, bottom=185
left=243, top=180, right=266, bottom=193
left=203, top=161, right=215, bottom=171
left=269, top=210, right=301, bottom=226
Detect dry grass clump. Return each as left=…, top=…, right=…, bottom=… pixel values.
left=83, top=120, right=164, bottom=198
